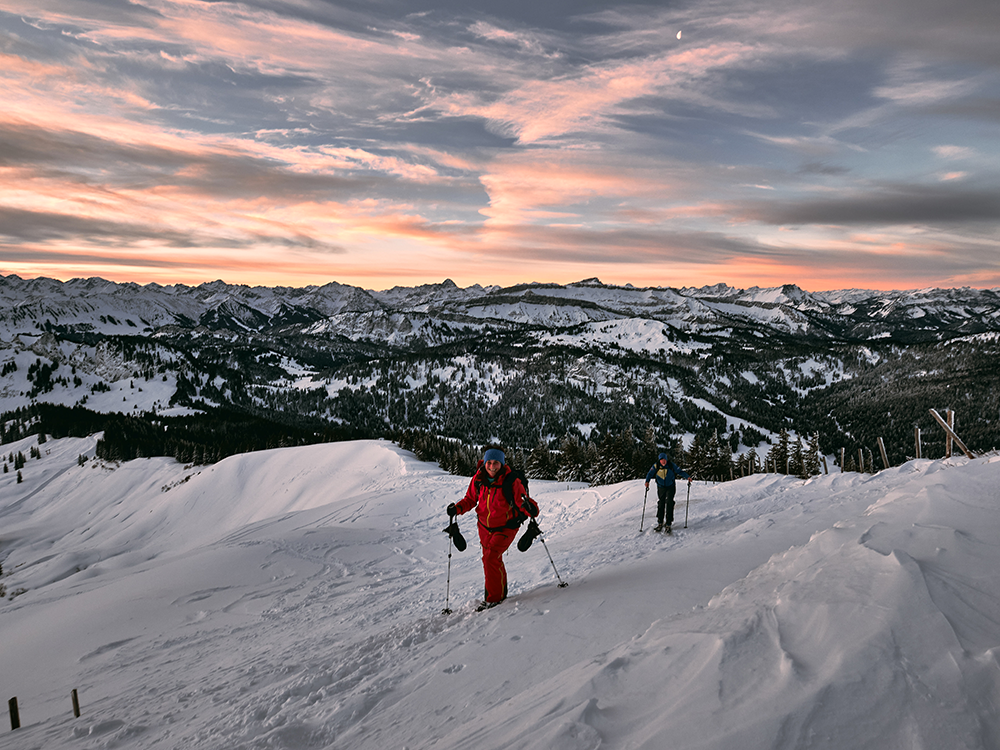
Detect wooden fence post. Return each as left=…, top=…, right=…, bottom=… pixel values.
left=840, top=447, right=845, bottom=472
left=858, top=448, right=864, bottom=473
left=946, top=409, right=955, bottom=458
left=8, top=697, right=20, bottom=731
left=877, top=437, right=889, bottom=470
left=914, top=425, right=921, bottom=459
left=821, top=456, right=828, bottom=474
left=929, top=409, right=976, bottom=459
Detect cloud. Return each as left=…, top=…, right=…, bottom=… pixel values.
left=0, top=205, right=346, bottom=252
left=925, top=97, right=1000, bottom=123
left=481, top=225, right=766, bottom=266
left=873, top=60, right=981, bottom=107
left=932, top=145, right=975, bottom=160
left=467, top=20, right=558, bottom=58
left=0, top=114, right=463, bottom=200
left=470, top=42, right=770, bottom=145
left=798, top=162, right=851, bottom=176
left=742, top=185, right=1000, bottom=226
left=476, top=148, right=706, bottom=227
left=0, top=206, right=200, bottom=246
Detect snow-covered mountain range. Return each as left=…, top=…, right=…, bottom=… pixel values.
left=3, top=274, right=999, bottom=343
left=2, top=274, right=1000, bottom=466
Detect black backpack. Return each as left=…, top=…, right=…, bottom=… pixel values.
left=475, top=465, right=532, bottom=529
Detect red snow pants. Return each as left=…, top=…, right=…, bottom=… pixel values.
left=478, top=525, right=517, bottom=603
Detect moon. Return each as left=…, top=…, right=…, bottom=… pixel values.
left=676, top=30, right=682, bottom=39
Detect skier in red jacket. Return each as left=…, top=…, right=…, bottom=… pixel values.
left=447, top=448, right=539, bottom=610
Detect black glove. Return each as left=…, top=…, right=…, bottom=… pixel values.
left=444, top=519, right=467, bottom=552
left=521, top=496, right=539, bottom=518
left=517, top=519, right=542, bottom=552
left=447, top=503, right=457, bottom=517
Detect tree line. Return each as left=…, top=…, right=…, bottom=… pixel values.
left=1, top=403, right=366, bottom=465
left=396, top=423, right=828, bottom=487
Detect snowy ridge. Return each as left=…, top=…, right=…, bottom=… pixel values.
left=3, top=274, right=1000, bottom=344
left=2, top=437, right=1000, bottom=749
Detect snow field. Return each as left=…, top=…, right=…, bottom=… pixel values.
left=1, top=438, right=999, bottom=749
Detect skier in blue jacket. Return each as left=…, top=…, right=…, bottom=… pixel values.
left=644, top=452, right=691, bottom=533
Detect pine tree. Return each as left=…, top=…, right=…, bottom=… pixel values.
left=556, top=435, right=587, bottom=483
left=583, top=439, right=600, bottom=485
left=791, top=435, right=806, bottom=478
left=639, top=425, right=659, bottom=473
left=765, top=429, right=792, bottom=474
left=509, top=447, right=529, bottom=475
left=594, top=431, right=631, bottom=486
left=687, top=433, right=710, bottom=479
left=526, top=440, right=556, bottom=480
left=705, top=431, right=721, bottom=481
left=804, top=433, right=822, bottom=476
left=740, top=447, right=759, bottom=476
left=707, top=431, right=733, bottom=481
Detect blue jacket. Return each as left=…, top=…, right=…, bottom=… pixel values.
left=645, top=458, right=689, bottom=488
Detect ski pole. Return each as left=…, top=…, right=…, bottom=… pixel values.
left=640, top=485, right=649, bottom=531
left=537, top=526, right=568, bottom=588
left=442, top=530, right=454, bottom=614
left=684, top=480, right=691, bottom=529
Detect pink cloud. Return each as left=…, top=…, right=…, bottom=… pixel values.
left=476, top=149, right=703, bottom=227
left=439, top=42, right=763, bottom=145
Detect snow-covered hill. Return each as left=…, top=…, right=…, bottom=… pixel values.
left=2, top=437, right=999, bottom=749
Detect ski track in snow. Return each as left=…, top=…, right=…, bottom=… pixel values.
left=2, top=438, right=1000, bottom=749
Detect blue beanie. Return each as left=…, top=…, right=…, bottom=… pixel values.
left=484, top=448, right=506, bottom=464
left=658, top=453, right=668, bottom=461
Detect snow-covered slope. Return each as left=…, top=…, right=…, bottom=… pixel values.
left=2, top=438, right=999, bottom=749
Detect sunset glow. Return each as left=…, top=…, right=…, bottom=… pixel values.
left=2, top=0, right=999, bottom=291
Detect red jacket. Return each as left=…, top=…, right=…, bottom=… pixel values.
left=455, top=463, right=535, bottom=531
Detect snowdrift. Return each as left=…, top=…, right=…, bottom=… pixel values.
left=1, top=437, right=999, bottom=749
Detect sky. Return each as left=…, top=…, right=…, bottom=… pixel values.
left=1, top=0, right=999, bottom=291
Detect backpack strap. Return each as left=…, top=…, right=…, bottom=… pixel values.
left=502, top=469, right=528, bottom=528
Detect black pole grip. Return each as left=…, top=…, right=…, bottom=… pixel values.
left=9, top=697, right=20, bottom=731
